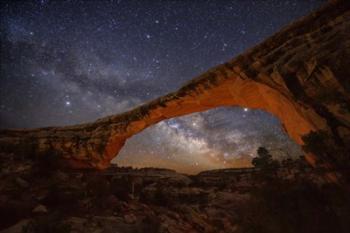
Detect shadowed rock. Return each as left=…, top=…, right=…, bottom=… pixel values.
left=0, top=0, right=349, bottom=169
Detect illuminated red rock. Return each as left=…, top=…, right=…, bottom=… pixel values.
left=0, top=0, right=349, bottom=169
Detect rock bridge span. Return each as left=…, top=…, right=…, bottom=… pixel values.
left=1, top=0, right=349, bottom=169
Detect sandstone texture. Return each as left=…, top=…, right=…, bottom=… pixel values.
left=1, top=159, right=348, bottom=233
left=0, top=0, right=349, bottom=169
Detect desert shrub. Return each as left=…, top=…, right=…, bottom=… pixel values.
left=237, top=178, right=350, bottom=233
left=302, top=131, right=332, bottom=158
left=110, top=177, right=132, bottom=201
left=86, top=175, right=111, bottom=199
left=32, top=152, right=62, bottom=177
left=153, top=187, right=172, bottom=207
left=0, top=200, right=33, bottom=230
left=252, top=147, right=280, bottom=170
left=140, top=215, right=161, bottom=233
left=22, top=214, right=71, bottom=233
left=179, top=191, right=209, bottom=204
left=41, top=180, right=84, bottom=213
left=140, top=186, right=175, bottom=207
left=302, top=130, right=350, bottom=169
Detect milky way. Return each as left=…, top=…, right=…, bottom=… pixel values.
left=0, top=0, right=325, bottom=173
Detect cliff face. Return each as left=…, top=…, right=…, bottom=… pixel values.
left=0, top=0, right=349, bottom=169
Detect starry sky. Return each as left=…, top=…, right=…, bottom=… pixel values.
left=0, top=0, right=325, bottom=173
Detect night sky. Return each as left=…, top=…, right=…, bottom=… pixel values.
left=0, top=0, right=325, bottom=173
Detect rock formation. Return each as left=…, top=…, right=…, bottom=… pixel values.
left=0, top=0, right=349, bottom=169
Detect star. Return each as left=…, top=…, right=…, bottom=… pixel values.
left=1, top=0, right=320, bottom=173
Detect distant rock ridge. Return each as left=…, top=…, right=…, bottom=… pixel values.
left=0, top=0, right=349, bottom=169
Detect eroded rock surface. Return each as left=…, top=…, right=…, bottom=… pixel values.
left=1, top=158, right=349, bottom=233
left=0, top=0, right=350, bottom=169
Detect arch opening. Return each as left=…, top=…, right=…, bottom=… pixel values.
left=113, top=107, right=303, bottom=174
left=100, top=76, right=323, bottom=170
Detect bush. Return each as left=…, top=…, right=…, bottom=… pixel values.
left=237, top=179, right=350, bottom=233
left=252, top=147, right=280, bottom=170
left=22, top=214, right=71, bottom=233
left=33, top=152, right=62, bottom=176
left=302, top=130, right=350, bottom=169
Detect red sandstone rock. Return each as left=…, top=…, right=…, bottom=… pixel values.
left=0, top=0, right=349, bottom=169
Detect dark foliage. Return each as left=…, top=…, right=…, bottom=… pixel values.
left=302, top=130, right=350, bottom=170
left=252, top=147, right=280, bottom=169
left=22, top=213, right=71, bottom=233
left=237, top=178, right=350, bottom=233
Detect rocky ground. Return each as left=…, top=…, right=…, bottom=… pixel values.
left=0, top=153, right=350, bottom=233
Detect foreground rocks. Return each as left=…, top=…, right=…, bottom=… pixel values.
left=1, top=0, right=350, bottom=169
left=1, top=153, right=349, bottom=233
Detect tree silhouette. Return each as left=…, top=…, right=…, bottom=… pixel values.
left=252, top=147, right=280, bottom=169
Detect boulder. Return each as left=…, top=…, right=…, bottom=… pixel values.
left=32, top=204, right=48, bottom=214
left=15, top=178, right=29, bottom=189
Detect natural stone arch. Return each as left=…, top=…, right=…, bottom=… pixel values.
left=113, top=93, right=312, bottom=173
left=0, top=0, right=349, bottom=169
left=101, top=77, right=322, bottom=169
left=2, top=76, right=320, bottom=169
